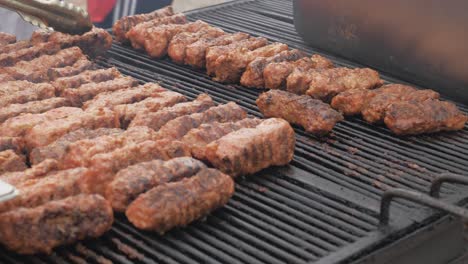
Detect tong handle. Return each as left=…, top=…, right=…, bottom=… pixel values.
left=0, top=0, right=93, bottom=35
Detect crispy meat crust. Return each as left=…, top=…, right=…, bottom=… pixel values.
left=384, top=99, right=467, bottom=135
left=0, top=98, right=71, bottom=123
left=0, top=167, right=88, bottom=213
left=126, top=14, right=188, bottom=50
left=83, top=83, right=166, bottom=110
left=185, top=32, right=249, bottom=68
left=0, top=107, right=83, bottom=137
left=47, top=58, right=95, bottom=80
left=257, top=90, right=343, bottom=135
left=130, top=94, right=215, bottom=130
left=29, top=128, right=123, bottom=165
left=362, top=84, right=440, bottom=123
left=205, top=118, right=295, bottom=177
left=211, top=42, right=288, bottom=83
left=0, top=82, right=56, bottom=108
left=304, top=68, right=383, bottom=101
left=0, top=136, right=24, bottom=153
left=182, top=118, right=262, bottom=159
left=114, top=91, right=186, bottom=127
left=24, top=108, right=119, bottom=151
left=106, top=157, right=207, bottom=212
left=113, top=6, right=174, bottom=43
left=59, top=126, right=155, bottom=169
left=168, top=27, right=225, bottom=64
left=0, top=33, right=16, bottom=46
left=81, top=140, right=191, bottom=195
left=52, top=67, right=122, bottom=92
left=0, top=159, right=58, bottom=186
left=0, top=42, right=62, bottom=67
left=32, top=27, right=112, bottom=57
left=264, top=54, right=334, bottom=90
left=133, top=20, right=209, bottom=58
left=206, top=37, right=268, bottom=76
left=61, top=76, right=139, bottom=106
left=241, top=49, right=306, bottom=88
left=0, top=194, right=113, bottom=254
left=126, top=168, right=234, bottom=233
left=155, top=102, right=247, bottom=140
left=0, top=150, right=26, bottom=174
left=0, top=47, right=85, bottom=82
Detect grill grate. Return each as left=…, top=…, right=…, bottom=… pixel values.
left=1, top=0, right=468, bottom=263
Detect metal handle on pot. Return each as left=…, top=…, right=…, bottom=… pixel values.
left=379, top=188, right=468, bottom=226
left=429, top=173, right=468, bottom=198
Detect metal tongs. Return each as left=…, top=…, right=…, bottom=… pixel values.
left=0, top=0, right=93, bottom=35
left=0, top=180, right=17, bottom=202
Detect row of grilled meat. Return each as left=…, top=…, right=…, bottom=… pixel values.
left=0, top=29, right=295, bottom=255
left=112, top=6, right=467, bottom=136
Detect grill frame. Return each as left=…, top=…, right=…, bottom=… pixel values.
left=1, top=0, right=468, bottom=263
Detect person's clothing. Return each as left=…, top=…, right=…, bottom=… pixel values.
left=93, top=0, right=173, bottom=29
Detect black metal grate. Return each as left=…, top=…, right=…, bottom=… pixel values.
left=1, top=0, right=468, bottom=263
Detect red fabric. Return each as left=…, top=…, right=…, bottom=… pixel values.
left=87, top=0, right=117, bottom=23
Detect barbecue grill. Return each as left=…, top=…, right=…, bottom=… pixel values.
left=2, top=0, right=468, bottom=263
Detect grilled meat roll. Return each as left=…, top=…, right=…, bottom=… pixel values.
left=126, top=168, right=234, bottom=233
left=0, top=194, right=113, bottom=254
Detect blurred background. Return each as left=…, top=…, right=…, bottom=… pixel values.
left=0, top=0, right=229, bottom=39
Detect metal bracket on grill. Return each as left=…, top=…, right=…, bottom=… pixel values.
left=379, top=188, right=468, bottom=226
left=429, top=173, right=468, bottom=198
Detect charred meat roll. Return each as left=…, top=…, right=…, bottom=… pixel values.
left=81, top=139, right=191, bottom=195
left=47, top=58, right=95, bottom=80
left=132, top=20, right=210, bottom=58
left=30, top=128, right=123, bottom=165
left=0, top=32, right=16, bottom=46
left=83, top=83, right=166, bottom=110
left=126, top=168, right=234, bottom=234
left=58, top=126, right=156, bottom=169
left=361, top=84, right=440, bottom=123
left=130, top=93, right=215, bottom=130
left=0, top=150, right=26, bottom=174
left=206, top=37, right=268, bottom=76
left=155, top=102, right=247, bottom=140
left=185, top=32, right=249, bottom=68
left=0, top=194, right=113, bottom=255
left=113, top=6, right=174, bottom=43
left=241, top=49, right=306, bottom=88
left=0, top=159, right=58, bottom=186
left=106, top=157, right=207, bottom=212
left=182, top=118, right=262, bottom=160
left=0, top=98, right=71, bottom=123
left=210, top=42, right=288, bottom=83
left=205, top=118, right=295, bottom=177
left=263, top=54, right=334, bottom=90
left=24, top=108, right=119, bottom=151
left=257, top=90, right=343, bottom=135
left=0, top=42, right=62, bottom=67
left=0, top=107, right=83, bottom=137
left=126, top=14, right=188, bottom=50
left=384, top=99, right=467, bottom=135
left=0, top=47, right=85, bottom=82
left=0, top=82, right=56, bottom=108
left=61, top=76, right=139, bottom=106
left=114, top=91, right=186, bottom=127
left=52, top=67, right=122, bottom=92
left=0, top=167, right=88, bottom=213
left=287, top=67, right=383, bottom=99
left=168, top=26, right=225, bottom=64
